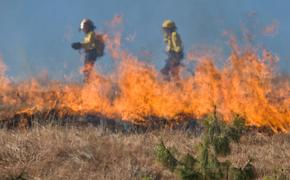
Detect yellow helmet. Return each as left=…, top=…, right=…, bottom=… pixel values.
left=162, top=20, right=176, bottom=29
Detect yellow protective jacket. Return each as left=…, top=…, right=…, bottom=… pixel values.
left=164, top=31, right=183, bottom=53
left=82, top=31, right=97, bottom=51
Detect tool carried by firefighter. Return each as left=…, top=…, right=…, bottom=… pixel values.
left=161, top=19, right=184, bottom=81
left=71, top=18, right=105, bottom=82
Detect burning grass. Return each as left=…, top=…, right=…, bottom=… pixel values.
left=0, top=16, right=289, bottom=179
left=0, top=45, right=289, bottom=133
left=0, top=17, right=289, bottom=132
left=0, top=15, right=288, bottom=180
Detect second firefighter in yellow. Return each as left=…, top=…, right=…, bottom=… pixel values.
left=161, top=20, right=184, bottom=81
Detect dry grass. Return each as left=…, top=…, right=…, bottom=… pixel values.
left=0, top=124, right=289, bottom=180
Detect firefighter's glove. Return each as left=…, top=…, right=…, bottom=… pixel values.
left=71, top=42, right=82, bottom=50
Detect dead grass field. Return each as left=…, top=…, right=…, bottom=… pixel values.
left=0, top=124, right=289, bottom=180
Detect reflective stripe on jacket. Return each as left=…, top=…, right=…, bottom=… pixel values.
left=82, top=31, right=97, bottom=51
left=164, top=31, right=183, bottom=53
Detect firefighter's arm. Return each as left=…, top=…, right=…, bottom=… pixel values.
left=71, top=42, right=82, bottom=50
left=172, top=32, right=182, bottom=53
left=81, top=32, right=95, bottom=50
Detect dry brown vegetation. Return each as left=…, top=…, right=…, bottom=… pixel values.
left=0, top=124, right=289, bottom=180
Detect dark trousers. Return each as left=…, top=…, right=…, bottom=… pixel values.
left=161, top=51, right=184, bottom=81
left=83, top=49, right=97, bottom=83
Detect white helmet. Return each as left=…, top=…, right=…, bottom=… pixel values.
left=79, top=18, right=95, bottom=31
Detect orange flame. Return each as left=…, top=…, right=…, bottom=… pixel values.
left=263, top=20, right=279, bottom=36
left=0, top=18, right=289, bottom=132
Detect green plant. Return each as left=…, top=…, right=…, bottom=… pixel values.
left=228, top=161, right=255, bottom=180
left=154, top=111, right=256, bottom=180
left=154, top=140, right=178, bottom=171
left=6, top=171, right=29, bottom=180
left=141, top=175, right=152, bottom=180
left=263, top=168, right=289, bottom=180
left=176, top=154, right=201, bottom=180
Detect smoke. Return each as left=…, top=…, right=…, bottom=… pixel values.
left=0, top=16, right=289, bottom=132
left=0, top=56, right=10, bottom=90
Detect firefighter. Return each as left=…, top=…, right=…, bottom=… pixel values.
left=71, top=19, right=105, bottom=83
left=161, top=20, right=184, bottom=81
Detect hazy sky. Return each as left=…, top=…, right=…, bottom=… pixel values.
left=0, top=0, right=289, bottom=80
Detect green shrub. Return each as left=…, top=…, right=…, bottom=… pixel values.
left=263, top=168, right=289, bottom=180
left=176, top=154, right=201, bottom=180
left=229, top=167, right=245, bottom=180
left=154, top=141, right=178, bottom=171
left=228, top=114, right=246, bottom=143
left=5, top=171, right=29, bottom=180
left=213, top=135, right=231, bottom=156
left=229, top=161, right=255, bottom=180
left=141, top=176, right=152, bottom=180
left=243, top=161, right=256, bottom=179
left=180, top=154, right=197, bottom=169
left=176, top=166, right=201, bottom=180
left=154, top=111, right=255, bottom=180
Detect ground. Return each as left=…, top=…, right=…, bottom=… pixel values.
left=0, top=124, right=289, bottom=180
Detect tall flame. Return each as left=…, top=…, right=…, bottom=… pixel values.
left=0, top=17, right=289, bottom=132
